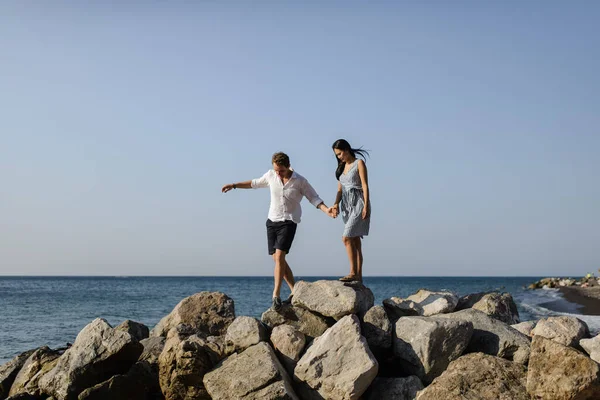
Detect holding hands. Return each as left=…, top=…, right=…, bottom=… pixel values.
left=327, top=204, right=339, bottom=219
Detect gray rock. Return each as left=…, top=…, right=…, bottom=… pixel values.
left=0, top=349, right=36, bottom=400
left=224, top=316, right=268, bottom=353
left=511, top=320, right=537, bottom=337
left=203, top=342, right=298, bottom=400
left=416, top=353, right=529, bottom=400
left=365, top=376, right=424, bottom=400
left=527, top=335, right=600, bottom=399
left=139, top=337, right=166, bottom=366
left=294, top=315, right=378, bottom=400
left=270, top=325, right=306, bottom=374
left=262, top=305, right=333, bottom=339
left=151, top=292, right=235, bottom=338
left=382, top=298, right=422, bottom=320
left=116, top=320, right=150, bottom=341
left=361, top=306, right=392, bottom=351
left=437, top=309, right=531, bottom=364
left=406, top=290, right=458, bottom=316
left=457, top=292, right=520, bottom=324
left=8, top=347, right=60, bottom=397
left=38, top=318, right=143, bottom=400
left=78, top=361, right=159, bottom=400
left=394, top=316, right=473, bottom=384
left=158, top=326, right=219, bottom=400
left=291, top=280, right=374, bottom=319
left=532, top=316, right=589, bottom=348
left=580, top=333, right=600, bottom=363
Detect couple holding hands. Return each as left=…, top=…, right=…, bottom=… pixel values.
left=221, top=139, right=371, bottom=311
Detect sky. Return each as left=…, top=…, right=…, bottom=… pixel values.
left=1, top=1, right=598, bottom=277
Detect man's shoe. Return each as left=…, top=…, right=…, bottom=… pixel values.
left=282, top=294, right=293, bottom=305
left=272, top=297, right=282, bottom=311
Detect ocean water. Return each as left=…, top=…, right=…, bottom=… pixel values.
left=1, top=276, right=598, bottom=364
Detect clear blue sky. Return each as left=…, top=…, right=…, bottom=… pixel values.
left=1, top=1, right=598, bottom=276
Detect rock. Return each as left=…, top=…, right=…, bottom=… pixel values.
left=158, top=326, right=219, bottom=400
left=406, top=289, right=458, bottom=316
left=291, top=280, right=374, bottom=320
left=261, top=305, right=334, bottom=339
left=511, top=320, right=537, bottom=337
left=382, top=298, right=422, bottom=320
left=416, top=353, right=529, bottom=400
left=527, top=335, right=600, bottom=399
left=78, top=361, right=158, bottom=400
left=139, top=337, right=165, bottom=366
left=437, top=309, right=531, bottom=364
left=457, top=292, right=520, bottom=324
left=224, top=316, right=268, bottom=353
left=150, top=292, right=235, bottom=338
left=8, top=347, right=60, bottom=397
left=270, top=325, right=306, bottom=374
left=364, top=376, right=424, bottom=400
left=203, top=342, right=298, bottom=400
left=39, top=318, right=143, bottom=400
left=294, top=315, right=378, bottom=400
left=580, top=334, right=600, bottom=363
left=532, top=316, right=590, bottom=348
left=116, top=320, right=150, bottom=342
left=0, top=349, right=36, bottom=400
left=393, top=316, right=473, bottom=384
left=361, top=306, right=392, bottom=352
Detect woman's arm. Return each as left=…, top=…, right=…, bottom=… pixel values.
left=357, top=159, right=370, bottom=219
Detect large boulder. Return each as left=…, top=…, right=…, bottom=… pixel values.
left=406, top=290, right=458, bottom=316
left=531, top=316, right=589, bottom=348
left=437, top=309, right=531, bottom=364
left=361, top=306, right=392, bottom=353
left=158, top=325, right=220, bottom=400
left=527, top=335, right=600, bottom=399
left=8, top=347, right=61, bottom=397
left=580, top=334, right=600, bottom=363
left=116, top=320, right=150, bottom=342
left=382, top=298, right=422, bottom=320
left=0, top=349, right=36, bottom=400
left=511, top=320, right=537, bottom=337
left=270, top=325, right=306, bottom=374
left=78, top=361, right=159, bottom=400
left=39, top=318, right=143, bottom=400
left=294, top=315, right=378, bottom=400
left=291, top=280, right=374, bottom=319
left=224, top=316, right=268, bottom=353
left=394, top=316, right=473, bottom=384
left=364, top=376, right=424, bottom=400
left=151, top=292, right=235, bottom=338
left=203, top=342, right=298, bottom=400
left=416, top=353, right=529, bottom=400
left=262, top=305, right=333, bottom=339
left=457, top=292, right=520, bottom=324
left=139, top=337, right=165, bottom=366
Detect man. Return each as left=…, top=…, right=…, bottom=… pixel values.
left=222, top=152, right=334, bottom=311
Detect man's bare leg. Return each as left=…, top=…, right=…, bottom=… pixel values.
left=273, top=249, right=286, bottom=299
left=272, top=253, right=295, bottom=293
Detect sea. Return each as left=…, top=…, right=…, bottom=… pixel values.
left=1, top=276, right=598, bottom=364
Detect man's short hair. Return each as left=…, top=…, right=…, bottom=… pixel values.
left=272, top=152, right=290, bottom=167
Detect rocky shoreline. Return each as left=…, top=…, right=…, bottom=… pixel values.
left=2, top=280, right=600, bottom=399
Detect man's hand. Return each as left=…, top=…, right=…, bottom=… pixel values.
left=331, top=204, right=339, bottom=218
left=222, top=184, right=235, bottom=193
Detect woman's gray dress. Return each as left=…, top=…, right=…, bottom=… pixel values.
left=339, top=160, right=370, bottom=237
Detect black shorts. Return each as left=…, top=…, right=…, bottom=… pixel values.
left=266, top=219, right=297, bottom=255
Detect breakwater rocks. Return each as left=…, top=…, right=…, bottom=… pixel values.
left=2, top=280, right=600, bottom=399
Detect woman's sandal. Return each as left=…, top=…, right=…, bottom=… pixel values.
left=339, top=274, right=358, bottom=282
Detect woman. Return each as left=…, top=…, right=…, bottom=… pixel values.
left=331, top=139, right=370, bottom=282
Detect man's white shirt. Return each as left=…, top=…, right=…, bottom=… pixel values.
left=251, top=170, right=323, bottom=223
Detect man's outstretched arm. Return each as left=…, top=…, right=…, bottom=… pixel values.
left=221, top=181, right=253, bottom=193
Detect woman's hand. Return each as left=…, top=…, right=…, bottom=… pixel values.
left=362, top=203, right=370, bottom=219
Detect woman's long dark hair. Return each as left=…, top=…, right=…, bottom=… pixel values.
left=332, top=139, right=370, bottom=180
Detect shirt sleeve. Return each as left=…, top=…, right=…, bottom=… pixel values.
left=251, top=171, right=271, bottom=189
left=302, top=179, right=324, bottom=208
